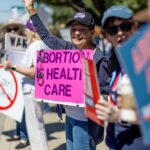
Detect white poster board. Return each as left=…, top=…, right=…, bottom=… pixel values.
left=0, top=65, right=24, bottom=122
left=5, top=33, right=27, bottom=66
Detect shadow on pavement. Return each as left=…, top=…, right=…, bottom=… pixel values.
left=2, top=129, right=15, bottom=138
left=54, top=143, right=66, bottom=150
left=2, top=122, right=65, bottom=141
left=45, top=122, right=65, bottom=141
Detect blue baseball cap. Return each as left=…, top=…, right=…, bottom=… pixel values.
left=101, top=5, right=133, bottom=28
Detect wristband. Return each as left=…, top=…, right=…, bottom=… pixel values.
left=12, top=65, right=16, bottom=71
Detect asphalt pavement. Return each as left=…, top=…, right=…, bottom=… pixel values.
left=0, top=104, right=108, bottom=150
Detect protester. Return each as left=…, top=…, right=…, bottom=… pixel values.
left=4, top=19, right=49, bottom=150
left=0, top=20, right=29, bottom=149
left=0, top=19, right=25, bottom=63
left=95, top=5, right=149, bottom=150
left=23, top=0, right=107, bottom=149
left=0, top=19, right=25, bottom=36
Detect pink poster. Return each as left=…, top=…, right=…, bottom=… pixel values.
left=35, top=50, right=93, bottom=106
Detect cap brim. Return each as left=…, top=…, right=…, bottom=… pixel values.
left=102, top=13, right=132, bottom=28
left=66, top=18, right=88, bottom=27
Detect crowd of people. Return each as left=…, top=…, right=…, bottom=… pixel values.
left=0, top=0, right=149, bottom=149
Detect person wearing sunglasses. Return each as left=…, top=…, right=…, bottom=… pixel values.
left=6, top=27, right=19, bottom=33
left=95, top=5, right=149, bottom=150
left=0, top=20, right=25, bottom=63
left=0, top=20, right=30, bottom=149
left=1, top=19, right=25, bottom=36
left=4, top=19, right=50, bottom=150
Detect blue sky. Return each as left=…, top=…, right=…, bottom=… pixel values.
left=0, top=0, right=24, bottom=23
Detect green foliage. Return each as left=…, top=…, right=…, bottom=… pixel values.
left=0, top=24, right=4, bottom=30
left=36, top=0, right=148, bottom=25
left=82, top=0, right=99, bottom=14
left=52, top=6, right=75, bottom=25
left=113, top=0, right=147, bottom=12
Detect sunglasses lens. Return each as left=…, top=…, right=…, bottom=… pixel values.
left=7, top=29, right=11, bottom=32
left=106, top=22, right=133, bottom=36
left=7, top=27, right=19, bottom=33
left=106, top=26, right=118, bottom=36
left=120, top=22, right=132, bottom=32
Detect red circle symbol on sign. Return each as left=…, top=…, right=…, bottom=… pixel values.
left=0, top=66, right=18, bottom=110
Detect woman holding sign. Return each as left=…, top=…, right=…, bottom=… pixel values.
left=4, top=19, right=49, bottom=150
left=0, top=20, right=30, bottom=149
left=95, top=5, right=149, bottom=150
left=23, top=0, right=112, bottom=149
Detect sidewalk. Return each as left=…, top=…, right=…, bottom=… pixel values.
left=0, top=105, right=108, bottom=150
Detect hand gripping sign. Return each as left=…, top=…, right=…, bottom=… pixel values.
left=0, top=65, right=24, bottom=122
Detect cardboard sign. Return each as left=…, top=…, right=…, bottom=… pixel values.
left=116, top=23, right=150, bottom=145
left=5, top=33, right=27, bottom=51
left=83, top=57, right=104, bottom=125
left=35, top=50, right=93, bottom=106
left=0, top=66, right=24, bottom=122
left=5, top=33, right=27, bottom=66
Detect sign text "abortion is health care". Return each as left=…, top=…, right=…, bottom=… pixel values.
left=35, top=50, right=93, bottom=106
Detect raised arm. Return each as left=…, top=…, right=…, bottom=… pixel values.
left=24, top=0, right=36, bottom=16
left=24, top=0, right=74, bottom=50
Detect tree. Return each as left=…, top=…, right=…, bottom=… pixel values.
left=36, top=0, right=147, bottom=26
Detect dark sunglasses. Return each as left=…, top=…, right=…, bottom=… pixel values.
left=7, top=27, right=19, bottom=33
left=105, top=22, right=133, bottom=36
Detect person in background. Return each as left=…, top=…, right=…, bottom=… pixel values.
left=0, top=20, right=29, bottom=149
left=92, top=25, right=113, bottom=58
left=0, top=19, right=25, bottom=63
left=23, top=0, right=108, bottom=149
left=102, top=37, right=113, bottom=57
left=95, top=5, right=149, bottom=150
left=4, top=19, right=49, bottom=150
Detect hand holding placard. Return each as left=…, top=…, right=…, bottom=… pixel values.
left=117, top=75, right=138, bottom=122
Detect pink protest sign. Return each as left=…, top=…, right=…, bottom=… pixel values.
left=35, top=50, right=93, bottom=106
